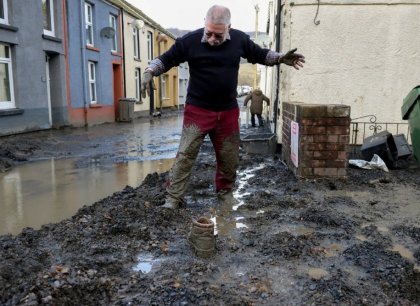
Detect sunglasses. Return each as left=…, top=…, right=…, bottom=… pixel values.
left=204, top=30, right=225, bottom=40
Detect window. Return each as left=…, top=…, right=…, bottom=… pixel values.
left=109, top=14, right=117, bottom=52
left=85, top=3, right=94, bottom=46
left=161, top=75, right=167, bottom=99
left=0, top=0, right=8, bottom=24
left=88, top=61, right=97, bottom=104
left=133, top=27, right=139, bottom=59
left=147, top=31, right=153, bottom=61
left=135, top=68, right=141, bottom=101
left=42, top=0, right=55, bottom=36
left=0, top=44, right=15, bottom=110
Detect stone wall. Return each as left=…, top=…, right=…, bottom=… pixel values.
left=282, top=102, right=351, bottom=178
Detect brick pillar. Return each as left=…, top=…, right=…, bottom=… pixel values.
left=282, top=102, right=351, bottom=178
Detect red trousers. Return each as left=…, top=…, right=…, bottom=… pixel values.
left=166, top=104, right=240, bottom=201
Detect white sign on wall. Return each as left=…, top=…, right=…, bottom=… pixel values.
left=291, top=120, right=299, bottom=167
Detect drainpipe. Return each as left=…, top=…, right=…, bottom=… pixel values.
left=121, top=12, right=126, bottom=97
left=273, top=0, right=283, bottom=135
left=80, top=0, right=88, bottom=126
left=156, top=33, right=167, bottom=114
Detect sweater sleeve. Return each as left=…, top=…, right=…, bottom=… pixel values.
left=147, top=38, right=187, bottom=76
left=243, top=35, right=270, bottom=65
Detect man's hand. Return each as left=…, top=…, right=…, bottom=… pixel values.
left=141, top=71, right=155, bottom=98
left=279, top=48, right=305, bottom=70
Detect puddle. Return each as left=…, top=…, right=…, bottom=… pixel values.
left=390, top=244, right=415, bottom=262
left=356, top=234, right=368, bottom=241
left=282, top=224, right=314, bottom=237
left=324, top=243, right=343, bottom=257
left=233, top=163, right=265, bottom=210
left=0, top=158, right=174, bottom=235
left=211, top=215, right=249, bottom=236
left=133, top=253, right=155, bottom=274
left=308, top=268, right=328, bottom=280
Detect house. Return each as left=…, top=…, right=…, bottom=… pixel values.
left=262, top=0, right=420, bottom=144
left=66, top=0, right=123, bottom=127
left=0, top=0, right=68, bottom=136
left=107, top=0, right=178, bottom=118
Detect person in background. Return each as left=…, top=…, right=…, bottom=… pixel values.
left=243, top=88, right=270, bottom=128
left=141, top=5, right=305, bottom=209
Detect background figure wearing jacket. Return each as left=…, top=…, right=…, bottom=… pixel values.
left=244, top=88, right=270, bottom=127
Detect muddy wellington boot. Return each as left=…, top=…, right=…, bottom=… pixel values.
left=217, top=190, right=237, bottom=209
left=188, top=217, right=215, bottom=258
left=162, top=195, right=185, bottom=209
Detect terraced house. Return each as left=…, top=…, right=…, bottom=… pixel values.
left=0, top=0, right=68, bottom=135
left=0, top=0, right=181, bottom=136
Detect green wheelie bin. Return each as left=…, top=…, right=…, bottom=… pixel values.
left=401, top=85, right=420, bottom=165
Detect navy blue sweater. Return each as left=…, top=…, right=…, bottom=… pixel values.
left=158, top=28, right=271, bottom=111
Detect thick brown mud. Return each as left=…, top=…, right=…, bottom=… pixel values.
left=0, top=118, right=419, bottom=305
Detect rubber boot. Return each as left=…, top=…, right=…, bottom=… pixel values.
left=188, top=217, right=215, bottom=258
left=217, top=189, right=237, bottom=210
left=162, top=196, right=180, bottom=209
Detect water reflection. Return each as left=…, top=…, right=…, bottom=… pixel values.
left=0, top=158, right=174, bottom=235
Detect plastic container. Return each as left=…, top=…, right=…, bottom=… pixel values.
left=401, top=85, right=420, bottom=164
left=242, top=133, right=277, bottom=154
left=360, top=131, right=398, bottom=168
left=118, top=98, right=136, bottom=122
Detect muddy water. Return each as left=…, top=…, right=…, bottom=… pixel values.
left=0, top=158, right=175, bottom=235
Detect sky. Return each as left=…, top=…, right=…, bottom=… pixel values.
left=126, top=0, right=270, bottom=33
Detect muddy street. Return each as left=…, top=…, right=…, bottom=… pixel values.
left=1, top=114, right=420, bottom=305
left=0, top=114, right=183, bottom=235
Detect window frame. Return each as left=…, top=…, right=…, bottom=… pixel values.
left=85, top=2, right=94, bottom=46
left=161, top=74, right=167, bottom=99
left=0, top=44, right=15, bottom=110
left=147, top=31, right=153, bottom=62
left=0, top=0, right=8, bottom=25
left=42, top=0, right=55, bottom=36
left=134, top=68, right=141, bottom=101
left=88, top=61, right=97, bottom=104
left=109, top=14, right=117, bottom=52
left=133, top=27, right=139, bottom=59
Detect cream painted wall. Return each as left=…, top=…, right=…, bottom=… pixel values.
left=122, top=12, right=153, bottom=114
left=280, top=0, right=420, bottom=126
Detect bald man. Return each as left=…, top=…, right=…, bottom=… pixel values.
left=142, top=5, right=305, bottom=209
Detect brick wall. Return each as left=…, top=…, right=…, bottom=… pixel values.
left=282, top=102, right=351, bottom=178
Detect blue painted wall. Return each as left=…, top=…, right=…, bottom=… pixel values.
left=67, top=0, right=122, bottom=125
left=0, top=0, right=67, bottom=135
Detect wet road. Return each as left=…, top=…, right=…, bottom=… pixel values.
left=0, top=115, right=184, bottom=235
left=0, top=102, right=252, bottom=236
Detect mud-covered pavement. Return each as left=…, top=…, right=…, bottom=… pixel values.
left=1, top=116, right=420, bottom=305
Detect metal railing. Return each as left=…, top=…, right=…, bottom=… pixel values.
left=350, top=115, right=411, bottom=145
left=349, top=115, right=411, bottom=159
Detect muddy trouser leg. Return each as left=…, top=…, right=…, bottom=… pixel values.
left=210, top=107, right=240, bottom=193
left=166, top=130, right=204, bottom=203
left=257, top=114, right=264, bottom=126
left=166, top=105, right=211, bottom=202
left=251, top=113, right=256, bottom=127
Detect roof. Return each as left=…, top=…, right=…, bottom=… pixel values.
left=106, top=0, right=176, bottom=39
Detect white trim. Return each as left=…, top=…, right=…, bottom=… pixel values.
left=42, top=0, right=55, bottom=36
left=133, top=27, right=139, bottom=59
left=147, top=31, right=153, bottom=61
left=88, top=61, right=97, bottom=104
left=134, top=68, right=140, bottom=101
left=85, top=2, right=94, bottom=46
left=46, top=56, right=52, bottom=126
left=0, top=0, right=8, bottom=25
left=161, top=74, right=167, bottom=99
left=0, top=44, right=15, bottom=110
left=109, top=14, right=117, bottom=52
